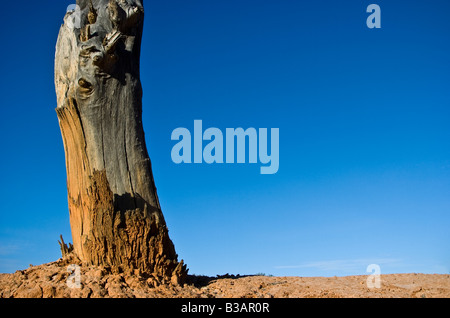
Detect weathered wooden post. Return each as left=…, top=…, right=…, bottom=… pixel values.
left=55, top=0, right=187, bottom=284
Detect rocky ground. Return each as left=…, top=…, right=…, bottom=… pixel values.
left=1, top=258, right=449, bottom=298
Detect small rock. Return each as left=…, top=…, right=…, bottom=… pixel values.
left=26, top=286, right=43, bottom=298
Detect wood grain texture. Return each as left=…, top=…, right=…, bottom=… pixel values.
left=55, top=0, right=187, bottom=284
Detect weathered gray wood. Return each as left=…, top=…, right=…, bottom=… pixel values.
left=55, top=0, right=187, bottom=284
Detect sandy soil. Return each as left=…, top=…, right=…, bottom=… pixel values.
left=1, top=258, right=449, bottom=298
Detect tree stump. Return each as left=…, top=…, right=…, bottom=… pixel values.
left=54, top=0, right=187, bottom=284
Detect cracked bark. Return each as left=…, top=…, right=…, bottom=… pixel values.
left=55, top=0, right=187, bottom=284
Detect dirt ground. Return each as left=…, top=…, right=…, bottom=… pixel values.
left=1, top=258, right=449, bottom=298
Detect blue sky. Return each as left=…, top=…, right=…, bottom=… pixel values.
left=0, top=0, right=449, bottom=277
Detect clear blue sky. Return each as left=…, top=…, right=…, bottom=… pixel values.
left=0, top=0, right=449, bottom=277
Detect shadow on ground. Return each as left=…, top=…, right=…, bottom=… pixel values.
left=186, top=274, right=258, bottom=288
